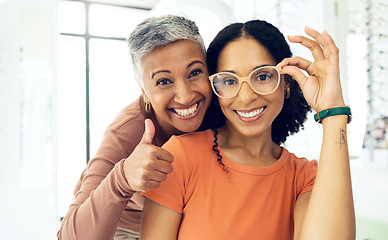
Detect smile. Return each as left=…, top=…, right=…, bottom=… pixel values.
left=236, top=107, right=265, bottom=118
left=172, top=102, right=199, bottom=117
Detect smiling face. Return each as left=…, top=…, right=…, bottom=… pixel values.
left=141, top=40, right=212, bottom=134
left=216, top=37, right=285, bottom=138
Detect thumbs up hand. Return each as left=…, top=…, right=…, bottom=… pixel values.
left=123, top=119, right=174, bottom=192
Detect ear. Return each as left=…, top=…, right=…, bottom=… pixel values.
left=284, top=73, right=291, bottom=83
left=283, top=74, right=292, bottom=88
left=140, top=87, right=150, bottom=104
left=283, top=74, right=291, bottom=100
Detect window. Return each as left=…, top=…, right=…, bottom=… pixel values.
left=57, top=0, right=149, bottom=218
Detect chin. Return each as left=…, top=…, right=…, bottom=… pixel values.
left=179, top=125, right=200, bottom=133
left=177, top=121, right=202, bottom=133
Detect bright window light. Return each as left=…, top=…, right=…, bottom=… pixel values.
left=57, top=0, right=148, bottom=218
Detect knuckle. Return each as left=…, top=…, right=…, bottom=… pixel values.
left=144, top=146, right=155, bottom=156
left=140, top=178, right=151, bottom=188
left=143, top=159, right=154, bottom=169
left=137, top=170, right=150, bottom=184
left=143, top=156, right=158, bottom=169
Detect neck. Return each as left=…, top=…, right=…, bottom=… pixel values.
left=217, top=123, right=282, bottom=167
left=150, top=112, right=183, bottom=147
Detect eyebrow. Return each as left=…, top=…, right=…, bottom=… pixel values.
left=152, top=70, right=170, bottom=79
left=221, top=64, right=272, bottom=75
left=151, top=60, right=205, bottom=79
left=187, top=60, right=205, bottom=69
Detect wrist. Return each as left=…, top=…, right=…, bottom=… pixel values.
left=314, top=106, right=352, bottom=124
left=120, top=159, right=138, bottom=194
left=321, top=114, right=349, bottom=126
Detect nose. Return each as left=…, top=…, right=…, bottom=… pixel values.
left=174, top=80, right=196, bottom=105
left=236, top=81, right=257, bottom=103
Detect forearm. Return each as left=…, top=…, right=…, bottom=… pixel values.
left=300, top=115, right=355, bottom=239
left=58, top=160, right=135, bottom=240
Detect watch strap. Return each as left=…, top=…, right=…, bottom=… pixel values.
left=314, top=107, right=352, bottom=124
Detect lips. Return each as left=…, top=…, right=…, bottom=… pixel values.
left=171, top=102, right=199, bottom=117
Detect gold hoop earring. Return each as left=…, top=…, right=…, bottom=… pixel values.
left=145, top=102, right=151, bottom=113
left=284, top=86, right=290, bottom=99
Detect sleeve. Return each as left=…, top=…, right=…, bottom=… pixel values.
left=142, top=136, right=191, bottom=213
left=299, top=159, right=318, bottom=196
left=57, top=112, right=144, bottom=240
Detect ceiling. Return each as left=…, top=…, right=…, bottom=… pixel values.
left=82, top=0, right=162, bottom=9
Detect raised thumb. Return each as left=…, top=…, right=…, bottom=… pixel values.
left=142, top=119, right=155, bottom=144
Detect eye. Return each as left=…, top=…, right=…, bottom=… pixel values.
left=156, top=78, right=173, bottom=86
left=189, top=69, right=203, bottom=78
left=255, top=73, right=272, bottom=81
left=223, top=78, right=238, bottom=86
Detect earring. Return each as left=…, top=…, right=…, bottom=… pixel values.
left=145, top=102, right=151, bottom=112
left=284, top=86, right=290, bottom=99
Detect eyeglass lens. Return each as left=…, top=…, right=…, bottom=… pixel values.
left=212, top=67, right=279, bottom=98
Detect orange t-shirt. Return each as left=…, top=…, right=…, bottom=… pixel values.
left=143, top=130, right=318, bottom=240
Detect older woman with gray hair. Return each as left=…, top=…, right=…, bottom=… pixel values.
left=57, top=15, right=213, bottom=240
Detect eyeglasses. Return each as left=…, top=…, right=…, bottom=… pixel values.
left=209, top=66, right=282, bottom=99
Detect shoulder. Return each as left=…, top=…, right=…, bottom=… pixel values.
left=281, top=148, right=318, bottom=184
left=283, top=148, right=318, bottom=193
left=94, top=96, right=147, bottom=157
left=103, top=96, right=148, bottom=145
left=284, top=148, right=318, bottom=169
left=163, top=130, right=215, bottom=163
left=107, top=96, right=147, bottom=132
left=166, top=130, right=213, bottom=150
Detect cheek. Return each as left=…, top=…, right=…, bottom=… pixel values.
left=272, top=88, right=285, bottom=105
left=149, top=91, right=173, bottom=111
left=202, top=83, right=213, bottom=103
left=270, top=89, right=286, bottom=115
left=218, top=98, right=232, bottom=115
left=195, top=77, right=212, bottom=94
left=274, top=80, right=286, bottom=100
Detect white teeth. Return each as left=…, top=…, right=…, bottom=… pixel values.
left=174, top=103, right=198, bottom=117
left=236, top=108, right=264, bottom=118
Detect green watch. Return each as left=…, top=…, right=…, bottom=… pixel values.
left=314, top=107, right=352, bottom=124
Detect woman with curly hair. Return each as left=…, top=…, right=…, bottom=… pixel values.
left=141, top=19, right=355, bottom=240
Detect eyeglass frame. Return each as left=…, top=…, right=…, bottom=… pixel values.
left=208, top=65, right=283, bottom=99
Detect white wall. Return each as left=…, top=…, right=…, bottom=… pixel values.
left=0, top=0, right=386, bottom=239
left=0, top=0, right=58, bottom=239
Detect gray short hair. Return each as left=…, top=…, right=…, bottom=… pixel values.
left=127, top=15, right=206, bottom=86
